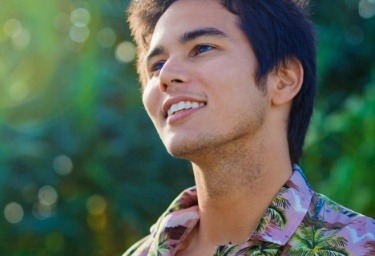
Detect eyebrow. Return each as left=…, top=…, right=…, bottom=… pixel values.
left=146, top=27, right=228, bottom=64
left=146, top=46, right=165, bottom=65
left=179, top=27, right=228, bottom=44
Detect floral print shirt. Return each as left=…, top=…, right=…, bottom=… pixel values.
left=124, top=165, right=375, bottom=255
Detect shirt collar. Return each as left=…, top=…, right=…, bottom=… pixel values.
left=149, top=164, right=313, bottom=251
left=250, top=164, right=313, bottom=245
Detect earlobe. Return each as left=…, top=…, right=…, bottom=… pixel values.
left=271, top=59, right=304, bottom=106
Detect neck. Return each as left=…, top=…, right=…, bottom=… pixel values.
left=188, top=130, right=293, bottom=247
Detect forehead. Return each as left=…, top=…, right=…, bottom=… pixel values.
left=149, top=0, right=240, bottom=48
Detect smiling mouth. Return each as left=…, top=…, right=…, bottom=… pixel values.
left=167, top=101, right=206, bottom=117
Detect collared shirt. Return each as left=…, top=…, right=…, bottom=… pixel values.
left=124, top=165, right=375, bottom=255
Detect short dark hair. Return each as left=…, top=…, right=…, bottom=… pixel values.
left=127, top=0, right=317, bottom=164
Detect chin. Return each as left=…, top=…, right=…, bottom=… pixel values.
left=165, top=144, right=194, bottom=160
left=164, top=139, right=205, bottom=161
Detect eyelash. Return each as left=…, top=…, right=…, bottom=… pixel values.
left=150, top=62, right=165, bottom=73
left=191, top=44, right=215, bottom=56
left=149, top=44, right=216, bottom=74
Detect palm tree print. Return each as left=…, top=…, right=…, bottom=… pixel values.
left=214, top=242, right=281, bottom=256
left=288, top=223, right=348, bottom=256
left=214, top=244, right=240, bottom=256
left=255, top=187, right=291, bottom=233
left=312, top=194, right=358, bottom=219
left=151, top=233, right=169, bottom=256
left=246, top=242, right=281, bottom=256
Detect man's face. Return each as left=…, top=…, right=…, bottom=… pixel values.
left=142, top=0, right=269, bottom=160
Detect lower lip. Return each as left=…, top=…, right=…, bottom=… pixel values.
left=166, top=106, right=205, bottom=124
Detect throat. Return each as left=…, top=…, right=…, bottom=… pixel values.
left=191, top=162, right=267, bottom=244
left=191, top=143, right=265, bottom=198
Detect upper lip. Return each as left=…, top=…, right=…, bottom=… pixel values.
left=162, top=96, right=207, bottom=118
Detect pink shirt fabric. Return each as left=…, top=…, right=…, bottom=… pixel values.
left=124, top=165, right=375, bottom=255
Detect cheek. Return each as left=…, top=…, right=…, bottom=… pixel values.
left=142, top=86, right=158, bottom=119
left=203, top=66, right=252, bottom=100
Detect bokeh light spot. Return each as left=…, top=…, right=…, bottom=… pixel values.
left=38, top=185, right=58, bottom=206
left=86, top=195, right=107, bottom=215
left=359, top=0, right=375, bottom=18
left=70, top=8, right=91, bottom=27
left=4, top=202, right=24, bottom=224
left=4, top=18, right=22, bottom=38
left=53, top=155, right=73, bottom=176
left=115, top=41, right=135, bottom=63
left=97, top=27, right=117, bottom=48
left=33, top=203, right=54, bottom=220
left=12, top=28, right=31, bottom=49
left=69, top=25, right=90, bottom=43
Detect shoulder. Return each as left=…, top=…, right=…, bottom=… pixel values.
left=122, top=186, right=199, bottom=255
left=291, top=191, right=375, bottom=255
left=310, top=192, right=374, bottom=227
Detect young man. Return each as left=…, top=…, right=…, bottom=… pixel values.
left=125, top=0, right=375, bottom=255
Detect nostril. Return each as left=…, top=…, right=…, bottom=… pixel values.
left=172, top=78, right=183, bottom=83
left=159, top=78, right=183, bottom=92
left=159, top=82, right=168, bottom=92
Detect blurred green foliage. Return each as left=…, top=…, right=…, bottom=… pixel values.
left=0, top=0, right=374, bottom=255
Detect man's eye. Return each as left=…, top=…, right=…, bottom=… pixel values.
left=150, top=62, right=165, bottom=72
left=192, top=44, right=214, bottom=55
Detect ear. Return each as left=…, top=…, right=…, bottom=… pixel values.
left=270, top=59, right=304, bottom=106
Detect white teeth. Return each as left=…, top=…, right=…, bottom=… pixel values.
left=167, top=101, right=205, bottom=117
left=171, top=104, right=178, bottom=112
left=178, top=101, right=185, bottom=110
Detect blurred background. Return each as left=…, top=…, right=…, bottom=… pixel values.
left=0, top=0, right=374, bottom=255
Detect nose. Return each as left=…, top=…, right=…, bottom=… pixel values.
left=158, top=57, right=189, bottom=92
